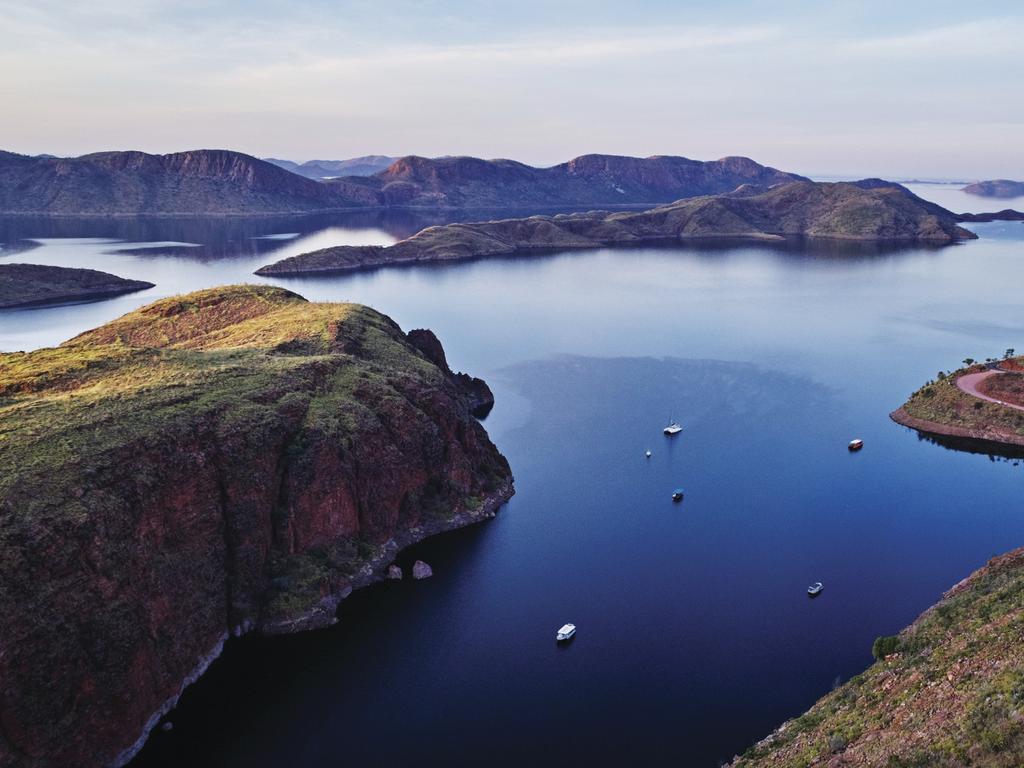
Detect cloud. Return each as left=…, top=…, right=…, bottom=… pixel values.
left=841, top=17, right=1024, bottom=57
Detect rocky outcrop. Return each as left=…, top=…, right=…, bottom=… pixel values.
left=411, top=561, right=433, bottom=580
left=256, top=181, right=976, bottom=277
left=0, top=285, right=513, bottom=767
left=406, top=328, right=495, bottom=417
left=0, top=262, right=154, bottom=308
left=963, top=179, right=1024, bottom=198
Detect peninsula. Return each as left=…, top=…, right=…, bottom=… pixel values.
left=0, top=285, right=513, bottom=767
left=0, top=262, right=154, bottom=308
left=891, top=357, right=1024, bottom=447
left=730, top=546, right=1024, bottom=766
left=256, top=180, right=976, bottom=277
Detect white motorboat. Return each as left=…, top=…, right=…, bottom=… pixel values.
left=556, top=623, right=576, bottom=641
left=848, top=439, right=864, bottom=451
left=807, top=582, right=823, bottom=596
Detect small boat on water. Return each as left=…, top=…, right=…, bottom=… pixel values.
left=556, top=623, right=576, bottom=641
left=645, top=449, right=652, bottom=458
left=848, top=439, right=864, bottom=452
left=664, top=421, right=683, bottom=436
left=671, top=489, right=685, bottom=502
left=807, top=582, right=823, bottom=597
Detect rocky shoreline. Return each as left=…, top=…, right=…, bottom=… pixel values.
left=890, top=406, right=1024, bottom=448
left=116, top=478, right=513, bottom=767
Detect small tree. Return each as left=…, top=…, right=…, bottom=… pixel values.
left=963, top=358, right=976, bottom=367
left=872, top=635, right=901, bottom=659
left=1006, top=348, right=1016, bottom=360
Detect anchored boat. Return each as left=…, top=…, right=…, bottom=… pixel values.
left=671, top=489, right=685, bottom=502
left=663, top=421, right=683, bottom=436
left=807, top=582, right=823, bottom=597
left=556, top=623, right=576, bottom=641
left=848, top=439, right=864, bottom=451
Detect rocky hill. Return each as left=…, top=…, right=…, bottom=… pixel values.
left=0, top=262, right=154, bottom=308
left=963, top=179, right=1024, bottom=199
left=330, top=153, right=807, bottom=207
left=730, top=546, right=1024, bottom=767
left=0, top=285, right=512, bottom=767
left=257, top=180, right=975, bottom=276
left=0, top=150, right=379, bottom=215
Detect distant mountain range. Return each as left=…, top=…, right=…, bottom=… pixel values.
left=330, top=153, right=806, bottom=208
left=263, top=155, right=397, bottom=179
left=0, top=149, right=806, bottom=216
left=962, top=179, right=1024, bottom=198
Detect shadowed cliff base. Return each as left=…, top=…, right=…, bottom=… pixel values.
left=0, top=285, right=512, bottom=767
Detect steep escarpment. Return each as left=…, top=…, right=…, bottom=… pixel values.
left=730, top=547, right=1024, bottom=767
left=963, top=179, right=1024, bottom=199
left=328, top=152, right=806, bottom=207
left=257, top=180, right=975, bottom=276
left=0, top=262, right=154, bottom=308
left=0, top=150, right=377, bottom=215
left=0, top=285, right=512, bottom=767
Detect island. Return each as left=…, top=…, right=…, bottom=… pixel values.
left=730, top=546, right=1024, bottom=766
left=963, top=179, right=1024, bottom=199
left=0, top=285, right=513, bottom=767
left=256, top=180, right=976, bottom=277
left=890, top=357, right=1024, bottom=447
left=0, top=262, right=155, bottom=308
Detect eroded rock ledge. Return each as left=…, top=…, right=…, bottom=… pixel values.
left=0, top=285, right=513, bottom=767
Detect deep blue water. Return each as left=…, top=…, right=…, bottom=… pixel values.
left=2, top=185, right=1024, bottom=766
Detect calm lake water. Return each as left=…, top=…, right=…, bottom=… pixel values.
left=2, top=184, right=1023, bottom=766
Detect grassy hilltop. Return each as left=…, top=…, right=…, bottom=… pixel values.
left=0, top=285, right=511, bottom=766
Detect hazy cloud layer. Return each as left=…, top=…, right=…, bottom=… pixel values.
left=1, top=0, right=1021, bottom=178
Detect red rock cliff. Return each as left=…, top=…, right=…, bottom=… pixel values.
left=0, top=285, right=513, bottom=767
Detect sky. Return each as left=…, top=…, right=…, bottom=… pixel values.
left=1, top=0, right=1021, bottom=179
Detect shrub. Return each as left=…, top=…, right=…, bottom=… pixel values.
left=872, top=635, right=901, bottom=659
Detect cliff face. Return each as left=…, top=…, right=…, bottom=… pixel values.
left=256, top=180, right=975, bottom=277
left=731, top=547, right=1024, bottom=767
left=0, top=150, right=378, bottom=215
left=0, top=263, right=154, bottom=308
left=0, top=286, right=512, bottom=767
